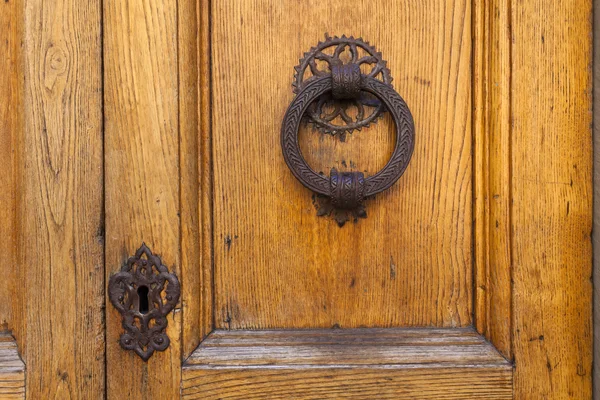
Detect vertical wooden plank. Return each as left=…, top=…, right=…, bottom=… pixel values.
left=179, top=0, right=202, bottom=359
left=473, top=0, right=512, bottom=359
left=22, top=0, right=105, bottom=397
left=0, top=0, right=23, bottom=341
left=104, top=0, right=181, bottom=397
left=511, top=0, right=593, bottom=397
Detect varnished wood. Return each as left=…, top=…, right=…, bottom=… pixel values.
left=21, top=0, right=105, bottom=397
left=104, top=0, right=181, bottom=397
left=212, top=0, right=472, bottom=330
left=0, top=0, right=23, bottom=343
left=511, top=0, right=593, bottom=398
left=473, top=0, right=512, bottom=358
left=0, top=333, right=25, bottom=399
left=182, top=328, right=512, bottom=399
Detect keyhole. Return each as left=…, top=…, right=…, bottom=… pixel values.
left=137, top=286, right=149, bottom=314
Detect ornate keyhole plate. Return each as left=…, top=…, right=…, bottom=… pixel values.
left=108, top=243, right=180, bottom=361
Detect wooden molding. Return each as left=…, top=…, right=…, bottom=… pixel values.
left=182, top=328, right=512, bottom=399
left=473, top=0, right=513, bottom=359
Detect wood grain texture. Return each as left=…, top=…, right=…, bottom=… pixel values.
left=198, top=0, right=214, bottom=347
left=212, top=0, right=472, bottom=330
left=473, top=0, right=512, bottom=359
left=182, top=328, right=512, bottom=399
left=594, top=0, right=600, bottom=395
left=22, top=0, right=105, bottom=397
left=0, top=0, right=23, bottom=342
left=104, top=0, right=181, bottom=397
left=179, top=0, right=202, bottom=360
left=0, top=333, right=25, bottom=399
left=511, top=0, right=593, bottom=398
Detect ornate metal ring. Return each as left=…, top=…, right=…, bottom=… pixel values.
left=281, top=74, right=415, bottom=215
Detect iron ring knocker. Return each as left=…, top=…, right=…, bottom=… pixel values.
left=281, top=69, right=415, bottom=225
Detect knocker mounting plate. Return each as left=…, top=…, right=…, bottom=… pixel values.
left=293, top=34, right=393, bottom=136
left=108, top=243, right=180, bottom=361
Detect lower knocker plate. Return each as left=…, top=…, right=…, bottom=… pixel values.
left=108, top=243, right=180, bottom=361
left=293, top=34, right=393, bottom=137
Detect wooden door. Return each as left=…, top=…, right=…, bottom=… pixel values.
left=0, top=0, right=592, bottom=399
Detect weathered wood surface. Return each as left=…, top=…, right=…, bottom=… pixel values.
left=211, top=0, right=473, bottom=330
left=511, top=0, right=593, bottom=398
left=182, top=328, right=512, bottom=399
left=22, top=0, right=105, bottom=397
left=104, top=0, right=182, bottom=397
left=0, top=334, right=25, bottom=400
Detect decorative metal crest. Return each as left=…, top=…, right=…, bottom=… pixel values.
left=293, top=34, right=393, bottom=136
left=108, top=243, right=180, bottom=361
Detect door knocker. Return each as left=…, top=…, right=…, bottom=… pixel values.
left=281, top=34, right=415, bottom=226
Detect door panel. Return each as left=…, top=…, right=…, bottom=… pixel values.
left=104, top=0, right=181, bottom=397
left=212, top=0, right=473, bottom=330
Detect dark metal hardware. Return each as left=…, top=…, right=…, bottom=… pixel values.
left=292, top=34, right=393, bottom=135
left=108, top=243, right=180, bottom=361
left=282, top=35, right=415, bottom=226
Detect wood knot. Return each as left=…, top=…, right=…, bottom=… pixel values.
left=44, top=45, right=68, bottom=91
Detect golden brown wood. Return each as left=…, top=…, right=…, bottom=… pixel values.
left=104, top=0, right=181, bottom=397
left=511, top=0, right=593, bottom=398
left=179, top=0, right=202, bottom=360
left=212, top=0, right=473, bottom=330
left=182, top=328, right=512, bottom=399
left=594, top=0, right=600, bottom=395
left=473, top=0, right=513, bottom=359
left=198, top=0, right=214, bottom=345
left=0, top=0, right=23, bottom=342
left=21, top=0, right=105, bottom=397
left=0, top=333, right=25, bottom=399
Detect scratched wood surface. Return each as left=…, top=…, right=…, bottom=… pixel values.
left=511, top=0, right=593, bottom=398
left=182, top=328, right=512, bottom=399
left=104, top=0, right=182, bottom=397
left=21, top=0, right=105, bottom=398
left=0, top=0, right=22, bottom=342
left=212, top=0, right=472, bottom=330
